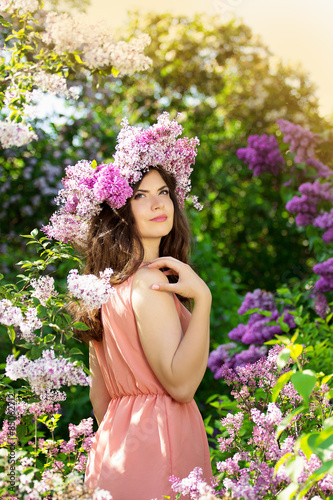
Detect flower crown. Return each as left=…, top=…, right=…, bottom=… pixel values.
left=43, top=112, right=201, bottom=244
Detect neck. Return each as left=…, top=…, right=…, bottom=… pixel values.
left=140, top=237, right=161, bottom=263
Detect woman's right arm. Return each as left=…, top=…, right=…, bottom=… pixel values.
left=89, top=341, right=111, bottom=426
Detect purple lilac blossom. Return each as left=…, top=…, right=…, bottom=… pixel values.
left=67, top=268, right=114, bottom=310
left=306, top=158, right=332, bottom=178
left=238, top=289, right=276, bottom=315
left=236, top=134, right=285, bottom=176
left=207, top=342, right=237, bottom=375
left=313, top=209, right=333, bottom=243
left=277, top=119, right=319, bottom=163
left=313, top=258, right=333, bottom=293
left=5, top=349, right=90, bottom=401
left=286, top=181, right=333, bottom=227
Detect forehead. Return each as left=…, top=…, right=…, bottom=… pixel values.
left=137, top=170, right=166, bottom=190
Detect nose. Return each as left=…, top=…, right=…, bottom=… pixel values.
left=151, top=193, right=164, bottom=210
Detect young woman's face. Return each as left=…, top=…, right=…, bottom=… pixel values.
left=130, top=169, right=174, bottom=241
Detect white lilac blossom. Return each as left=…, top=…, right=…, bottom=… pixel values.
left=0, top=0, right=39, bottom=14
left=67, top=268, right=114, bottom=310
left=5, top=349, right=90, bottom=401
left=33, top=71, right=79, bottom=100
left=31, top=275, right=58, bottom=306
left=0, top=299, right=42, bottom=341
left=0, top=120, right=37, bottom=148
left=42, top=12, right=152, bottom=75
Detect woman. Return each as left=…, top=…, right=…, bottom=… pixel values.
left=45, top=113, right=212, bottom=499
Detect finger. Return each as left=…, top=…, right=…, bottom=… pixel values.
left=148, top=257, right=181, bottom=271
left=151, top=282, right=178, bottom=292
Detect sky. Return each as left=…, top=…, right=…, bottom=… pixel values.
left=87, top=0, right=333, bottom=119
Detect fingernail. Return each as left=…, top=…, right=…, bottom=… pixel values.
left=152, top=284, right=160, bottom=290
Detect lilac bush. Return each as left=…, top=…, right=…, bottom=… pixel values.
left=0, top=231, right=117, bottom=498
left=173, top=342, right=333, bottom=499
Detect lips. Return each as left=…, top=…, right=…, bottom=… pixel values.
left=150, top=215, right=167, bottom=222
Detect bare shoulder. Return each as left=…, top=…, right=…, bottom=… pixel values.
left=132, top=265, right=169, bottom=290
left=132, top=266, right=171, bottom=308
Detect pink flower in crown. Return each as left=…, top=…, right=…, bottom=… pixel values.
left=113, top=112, right=200, bottom=207
left=93, top=163, right=133, bottom=209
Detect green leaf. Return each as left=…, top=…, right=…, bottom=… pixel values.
left=276, top=482, right=299, bottom=500
left=290, top=370, right=317, bottom=404
left=276, top=406, right=306, bottom=439
left=276, top=348, right=291, bottom=369
left=73, top=321, right=90, bottom=331
left=7, top=326, right=15, bottom=343
left=16, top=424, right=27, bottom=441
left=74, top=53, right=84, bottom=64
left=272, top=370, right=293, bottom=402
left=30, top=228, right=38, bottom=238
left=69, top=347, right=84, bottom=356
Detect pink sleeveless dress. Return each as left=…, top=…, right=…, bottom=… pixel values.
left=84, top=267, right=212, bottom=500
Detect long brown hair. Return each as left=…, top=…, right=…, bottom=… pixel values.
left=71, top=166, right=191, bottom=342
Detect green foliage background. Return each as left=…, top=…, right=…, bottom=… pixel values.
left=1, top=10, right=333, bottom=430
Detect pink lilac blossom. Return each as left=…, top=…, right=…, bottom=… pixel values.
left=286, top=181, right=333, bottom=227
left=277, top=119, right=319, bottom=163
left=31, top=275, right=58, bottom=306
left=5, top=349, right=90, bottom=401
left=42, top=12, right=152, bottom=75
left=313, top=257, right=333, bottom=293
left=170, top=467, right=216, bottom=499
left=236, top=134, right=285, bottom=176
left=42, top=160, right=133, bottom=244
left=113, top=112, right=201, bottom=208
left=0, top=120, right=37, bottom=149
left=67, top=268, right=114, bottom=310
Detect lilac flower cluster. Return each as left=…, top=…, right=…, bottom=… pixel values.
left=306, top=158, right=332, bottom=178
left=31, top=275, right=58, bottom=306
left=67, top=268, right=114, bottom=310
left=33, top=70, right=79, bottom=100
left=43, top=11, right=152, bottom=75
left=277, top=119, right=319, bottom=163
left=0, top=0, right=39, bottom=15
left=170, top=466, right=217, bottom=499
left=113, top=112, right=201, bottom=208
left=5, top=349, right=90, bottom=401
left=208, top=290, right=296, bottom=378
left=313, top=258, right=333, bottom=293
left=313, top=209, right=333, bottom=243
left=286, top=181, right=333, bottom=227
left=0, top=119, right=38, bottom=149
left=236, top=134, right=285, bottom=176
left=0, top=299, right=42, bottom=341
left=42, top=160, right=133, bottom=243
left=214, top=347, right=332, bottom=499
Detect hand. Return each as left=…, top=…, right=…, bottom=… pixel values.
left=147, top=256, right=211, bottom=303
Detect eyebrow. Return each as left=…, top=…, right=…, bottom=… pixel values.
left=136, top=185, right=169, bottom=193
